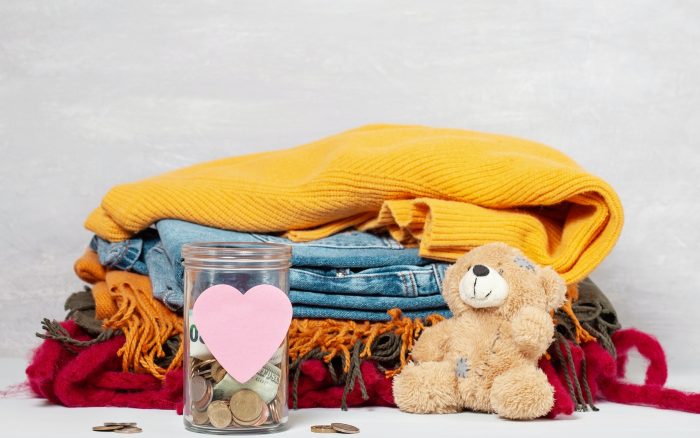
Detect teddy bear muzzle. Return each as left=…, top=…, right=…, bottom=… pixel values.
left=458, top=264, right=509, bottom=308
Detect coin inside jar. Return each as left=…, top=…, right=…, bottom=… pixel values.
left=190, top=375, right=208, bottom=402
left=192, top=378, right=213, bottom=411
left=207, top=400, right=233, bottom=429
left=251, top=403, right=270, bottom=427
left=229, top=389, right=265, bottom=426
left=268, top=400, right=279, bottom=423
left=192, top=358, right=217, bottom=376
left=191, top=408, right=209, bottom=426
left=209, top=362, right=227, bottom=383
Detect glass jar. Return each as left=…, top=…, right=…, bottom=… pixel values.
left=182, top=242, right=292, bottom=434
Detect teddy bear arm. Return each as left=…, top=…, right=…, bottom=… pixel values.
left=511, top=306, right=555, bottom=359
left=410, top=320, right=453, bottom=363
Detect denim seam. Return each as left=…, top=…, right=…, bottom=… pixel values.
left=292, top=268, right=436, bottom=280
left=406, top=271, right=418, bottom=297
left=162, top=288, right=183, bottom=311
left=380, top=234, right=403, bottom=249
left=108, top=242, right=130, bottom=269
left=433, top=264, right=443, bottom=293
left=121, top=246, right=140, bottom=270
left=248, top=232, right=406, bottom=251
left=397, top=272, right=410, bottom=297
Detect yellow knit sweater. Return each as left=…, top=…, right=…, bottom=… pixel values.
left=86, top=124, right=623, bottom=283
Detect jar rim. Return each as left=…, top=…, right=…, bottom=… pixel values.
left=182, top=242, right=291, bottom=268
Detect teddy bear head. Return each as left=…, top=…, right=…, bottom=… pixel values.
left=442, top=242, right=566, bottom=318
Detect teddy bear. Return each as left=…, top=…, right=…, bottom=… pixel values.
left=392, top=242, right=567, bottom=420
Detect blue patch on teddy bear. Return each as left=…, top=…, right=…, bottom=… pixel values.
left=515, top=256, right=535, bottom=272
left=455, top=357, right=469, bottom=378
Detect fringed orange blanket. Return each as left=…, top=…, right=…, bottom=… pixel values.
left=74, top=249, right=183, bottom=379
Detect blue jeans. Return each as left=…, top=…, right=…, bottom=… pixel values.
left=291, top=264, right=446, bottom=296
left=91, top=220, right=450, bottom=319
left=89, top=229, right=158, bottom=275
left=292, top=306, right=452, bottom=321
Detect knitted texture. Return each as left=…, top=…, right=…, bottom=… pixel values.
left=291, top=360, right=395, bottom=409
left=26, top=321, right=182, bottom=410
left=596, top=329, right=700, bottom=414
left=542, top=329, right=700, bottom=416
left=73, top=251, right=183, bottom=379
left=85, top=124, right=623, bottom=283
left=73, top=248, right=106, bottom=284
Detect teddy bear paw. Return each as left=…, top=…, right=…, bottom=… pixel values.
left=393, top=362, right=461, bottom=414
left=490, top=365, right=554, bottom=420
left=511, top=306, right=555, bottom=359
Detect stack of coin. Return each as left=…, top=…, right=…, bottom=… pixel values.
left=310, top=423, right=360, bottom=434
left=187, top=354, right=287, bottom=430
left=268, top=398, right=282, bottom=424
left=191, top=375, right=213, bottom=412
left=92, top=422, right=142, bottom=434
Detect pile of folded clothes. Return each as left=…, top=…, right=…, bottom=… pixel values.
left=90, top=220, right=452, bottom=321
left=25, top=124, right=700, bottom=415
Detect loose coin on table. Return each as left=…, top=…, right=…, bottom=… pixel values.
left=92, top=423, right=142, bottom=433
left=311, top=424, right=338, bottom=433
left=331, top=422, right=360, bottom=434
left=114, top=427, right=143, bottom=434
left=93, top=425, right=126, bottom=432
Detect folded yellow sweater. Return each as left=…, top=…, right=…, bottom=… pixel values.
left=86, top=124, right=623, bottom=283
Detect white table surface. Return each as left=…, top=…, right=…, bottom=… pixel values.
left=1, top=358, right=699, bottom=437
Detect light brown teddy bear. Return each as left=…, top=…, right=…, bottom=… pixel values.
left=393, top=242, right=567, bottom=420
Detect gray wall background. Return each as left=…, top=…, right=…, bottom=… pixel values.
left=1, top=1, right=699, bottom=376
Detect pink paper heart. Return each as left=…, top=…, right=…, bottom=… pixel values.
left=192, top=284, right=292, bottom=383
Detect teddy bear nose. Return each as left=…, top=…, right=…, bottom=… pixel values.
left=472, top=264, right=490, bottom=277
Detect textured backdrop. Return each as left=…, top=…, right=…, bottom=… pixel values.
left=1, top=1, right=699, bottom=376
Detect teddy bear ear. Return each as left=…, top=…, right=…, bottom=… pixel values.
left=540, top=266, right=566, bottom=311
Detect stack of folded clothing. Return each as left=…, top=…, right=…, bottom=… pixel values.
left=30, top=124, right=698, bottom=416
left=90, top=221, right=452, bottom=320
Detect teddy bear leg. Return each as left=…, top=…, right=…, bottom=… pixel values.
left=393, top=361, right=461, bottom=414
left=489, top=364, right=554, bottom=420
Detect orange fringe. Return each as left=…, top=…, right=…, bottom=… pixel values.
left=75, top=248, right=594, bottom=378
left=289, top=308, right=445, bottom=378
left=74, top=250, right=183, bottom=380
left=551, top=282, right=595, bottom=346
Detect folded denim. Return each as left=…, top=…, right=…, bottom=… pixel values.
left=145, top=242, right=183, bottom=311
left=292, top=306, right=451, bottom=321
left=90, top=229, right=159, bottom=276
left=155, top=218, right=431, bottom=268
left=288, top=291, right=446, bottom=311
left=291, top=264, right=447, bottom=296
left=92, top=219, right=450, bottom=314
